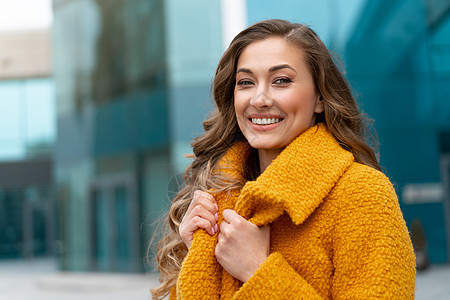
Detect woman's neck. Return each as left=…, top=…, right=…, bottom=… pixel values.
left=258, top=148, right=283, bottom=173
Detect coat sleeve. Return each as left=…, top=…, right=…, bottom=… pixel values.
left=331, top=167, right=416, bottom=299
left=232, top=251, right=324, bottom=299
left=233, top=167, right=416, bottom=299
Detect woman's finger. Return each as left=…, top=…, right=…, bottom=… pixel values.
left=222, top=209, right=242, bottom=223
left=183, top=215, right=216, bottom=236
left=179, top=190, right=219, bottom=248
left=185, top=190, right=218, bottom=217
left=184, top=204, right=218, bottom=234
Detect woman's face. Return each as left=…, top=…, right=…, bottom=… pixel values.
left=234, top=37, right=324, bottom=155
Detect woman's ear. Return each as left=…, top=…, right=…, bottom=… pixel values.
left=314, top=97, right=324, bottom=114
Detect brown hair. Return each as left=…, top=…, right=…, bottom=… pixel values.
left=150, top=19, right=379, bottom=299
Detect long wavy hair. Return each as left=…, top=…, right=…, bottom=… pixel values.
left=151, top=19, right=380, bottom=299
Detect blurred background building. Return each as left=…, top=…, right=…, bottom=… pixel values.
left=0, top=0, right=449, bottom=273
left=51, top=0, right=222, bottom=272
left=0, top=14, right=54, bottom=259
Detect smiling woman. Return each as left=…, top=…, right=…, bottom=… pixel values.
left=151, top=19, right=416, bottom=299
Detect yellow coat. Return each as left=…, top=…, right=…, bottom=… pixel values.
left=173, top=124, right=415, bottom=299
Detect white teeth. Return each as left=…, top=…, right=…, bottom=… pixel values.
left=251, top=118, right=281, bottom=125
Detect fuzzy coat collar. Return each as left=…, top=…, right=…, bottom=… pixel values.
left=219, top=123, right=354, bottom=225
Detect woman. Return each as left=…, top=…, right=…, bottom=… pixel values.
left=152, top=19, right=415, bottom=299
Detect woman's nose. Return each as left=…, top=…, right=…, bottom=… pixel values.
left=250, top=91, right=273, bottom=108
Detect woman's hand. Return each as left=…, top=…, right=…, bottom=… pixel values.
left=215, top=209, right=270, bottom=283
left=179, top=190, right=218, bottom=249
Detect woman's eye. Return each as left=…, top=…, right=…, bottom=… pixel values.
left=237, top=80, right=254, bottom=86
left=273, top=78, right=292, bottom=84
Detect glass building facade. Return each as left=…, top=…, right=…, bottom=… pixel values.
left=52, top=0, right=222, bottom=271
left=0, top=78, right=54, bottom=160
left=0, top=26, right=54, bottom=259
left=0, top=78, right=55, bottom=259
left=51, top=0, right=450, bottom=272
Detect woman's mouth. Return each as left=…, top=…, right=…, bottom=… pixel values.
left=250, top=118, right=282, bottom=125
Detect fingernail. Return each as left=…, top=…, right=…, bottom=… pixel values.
left=214, top=213, right=218, bottom=221
left=214, top=203, right=218, bottom=211
left=214, top=224, right=218, bottom=233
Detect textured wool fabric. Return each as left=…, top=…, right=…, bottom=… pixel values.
left=173, top=124, right=416, bottom=299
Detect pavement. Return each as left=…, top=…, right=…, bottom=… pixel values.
left=416, top=264, right=450, bottom=299
left=0, top=258, right=449, bottom=299
left=0, top=258, right=157, bottom=300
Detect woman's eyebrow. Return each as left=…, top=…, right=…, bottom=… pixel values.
left=269, top=64, right=296, bottom=73
left=236, top=64, right=296, bottom=75
left=236, top=68, right=253, bottom=74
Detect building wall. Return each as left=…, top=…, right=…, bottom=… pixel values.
left=0, top=175, right=53, bottom=259
left=53, top=0, right=169, bottom=271
left=164, top=0, right=223, bottom=173
left=52, top=0, right=223, bottom=272
left=0, top=78, right=54, bottom=160
left=0, top=27, right=54, bottom=259
left=0, top=30, right=51, bottom=79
